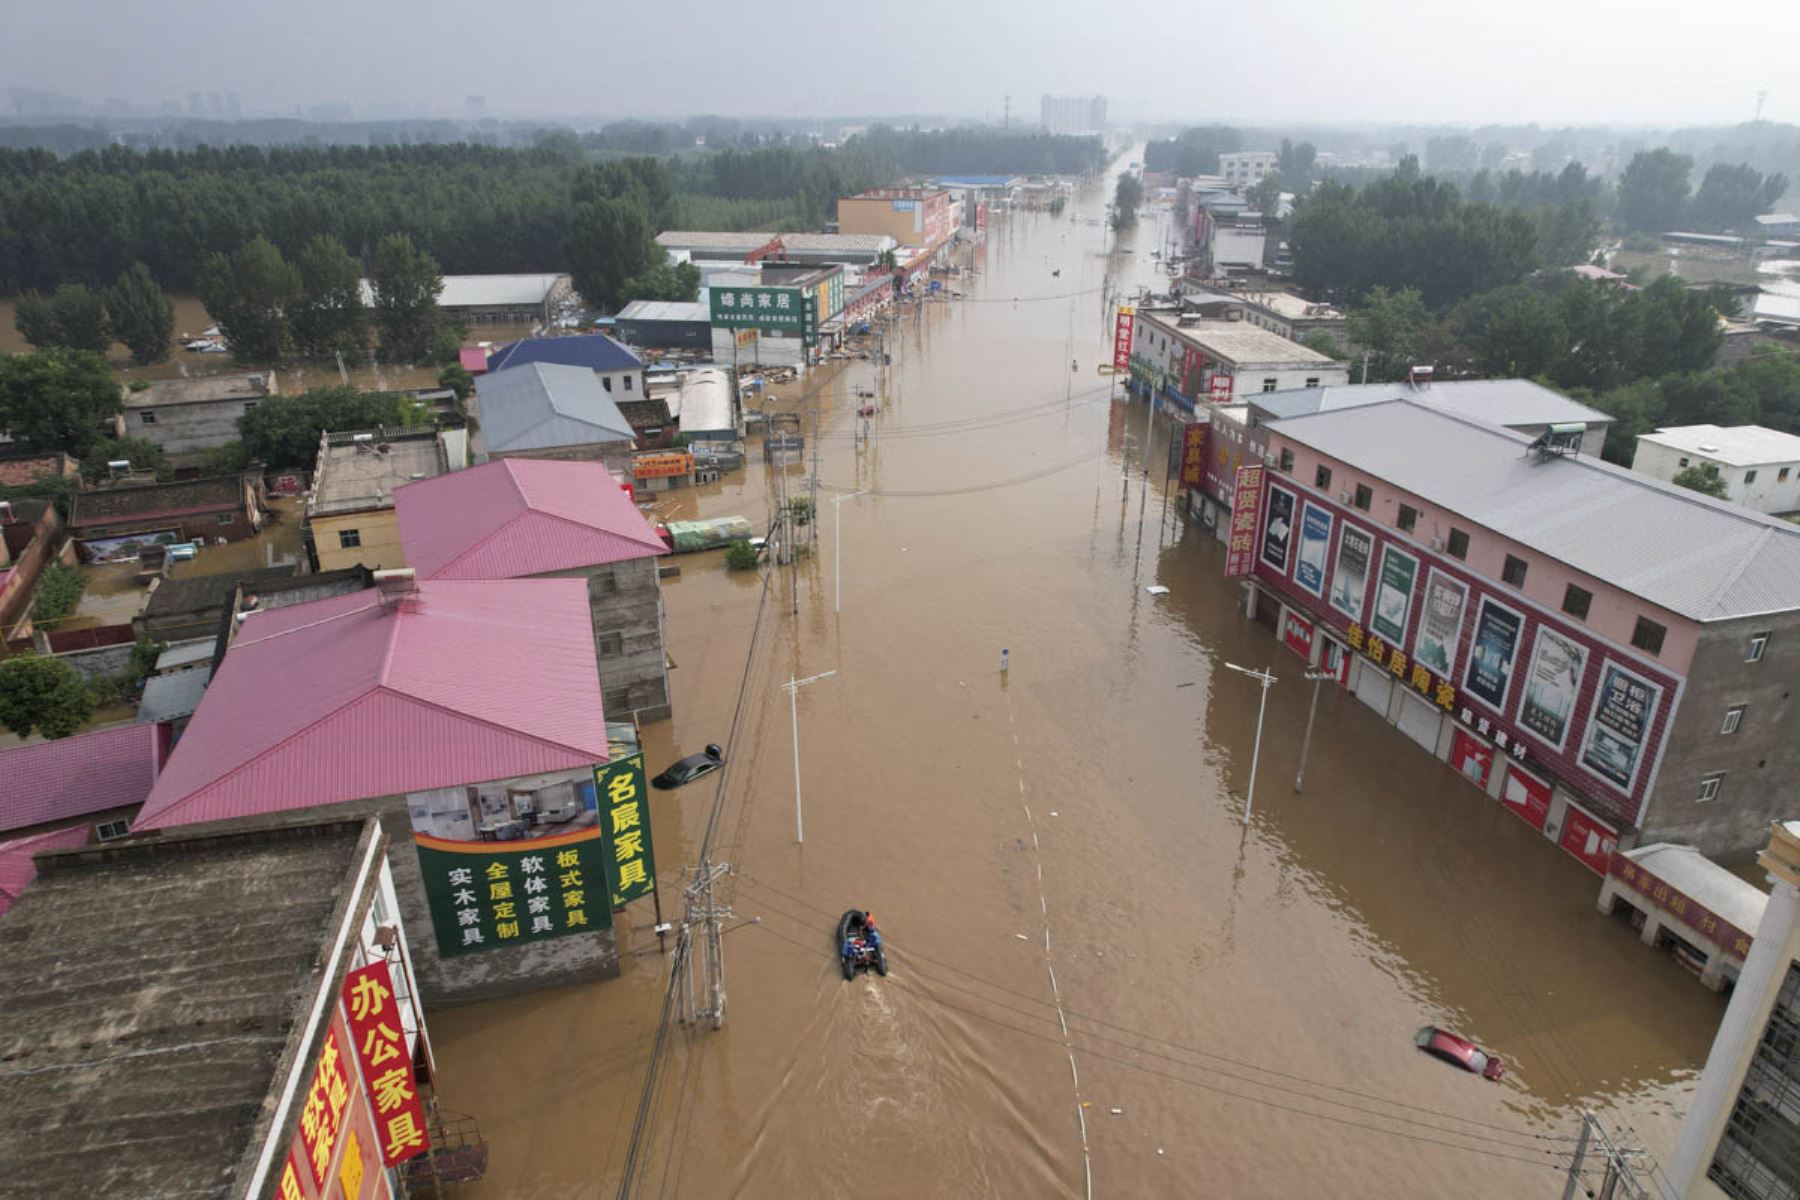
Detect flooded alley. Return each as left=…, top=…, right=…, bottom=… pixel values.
left=426, top=162, right=1725, bottom=1198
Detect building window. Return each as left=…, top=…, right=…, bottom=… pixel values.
left=624, top=375, right=634, bottom=392
left=1447, top=529, right=1470, bottom=560
left=597, top=631, right=624, bottom=657
left=1262, top=378, right=1278, bottom=392
left=338, top=529, right=361, bottom=549
left=1502, top=555, right=1528, bottom=587
left=1746, top=469, right=1759, bottom=484
left=1632, top=616, right=1667, bottom=655
left=1780, top=467, right=1792, bottom=482
left=1314, top=465, right=1332, bottom=491
left=95, top=818, right=131, bottom=841
left=602, top=377, right=613, bottom=392
left=216, top=513, right=234, bottom=525
left=1353, top=484, right=1372, bottom=512
left=1277, top=448, right=1295, bottom=473
left=243, top=401, right=256, bottom=412
left=1396, top=504, right=1417, bottom=533
left=1563, top=584, right=1593, bottom=620
left=139, top=410, right=157, bottom=424
left=1748, top=632, right=1771, bottom=663
left=1678, top=457, right=1689, bottom=468
left=1305, top=377, right=1320, bottom=388
left=1722, top=705, right=1747, bottom=735
left=1697, top=772, right=1725, bottom=803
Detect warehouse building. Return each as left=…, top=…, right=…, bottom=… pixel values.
left=359, top=273, right=573, bottom=327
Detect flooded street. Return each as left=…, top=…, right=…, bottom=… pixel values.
left=427, top=164, right=1723, bottom=1198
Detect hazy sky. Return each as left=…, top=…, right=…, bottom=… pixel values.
left=6, top=0, right=1795, bottom=128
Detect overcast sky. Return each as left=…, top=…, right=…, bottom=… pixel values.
left=6, top=0, right=1795, bottom=128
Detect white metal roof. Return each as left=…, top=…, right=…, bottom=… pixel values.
left=1140, top=312, right=1336, bottom=368
left=616, top=300, right=710, bottom=323
left=1753, top=292, right=1800, bottom=326
left=1624, top=843, right=1767, bottom=937
left=1638, top=424, right=1800, bottom=467
left=1269, top=400, right=1800, bottom=622
left=1253, top=380, right=1610, bottom=430
left=357, top=274, right=567, bottom=309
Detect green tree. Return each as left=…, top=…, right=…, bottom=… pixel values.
left=1346, top=286, right=1431, bottom=381
left=290, top=235, right=368, bottom=361
left=1457, top=287, right=1567, bottom=378
left=236, top=386, right=416, bottom=468
left=0, top=349, right=123, bottom=454
left=1245, top=172, right=1283, bottom=215
left=1299, top=330, right=1345, bottom=359
left=1689, top=163, right=1789, bottom=233
left=0, top=655, right=96, bottom=740
left=13, top=291, right=61, bottom=348
left=1671, top=463, right=1730, bottom=498
left=198, top=236, right=299, bottom=363
left=104, top=262, right=176, bottom=366
left=566, top=198, right=657, bottom=311
left=368, top=234, right=443, bottom=364
left=49, top=284, right=110, bottom=354
left=82, top=435, right=168, bottom=481
left=1112, top=173, right=1144, bottom=230
left=30, top=560, right=86, bottom=624
left=1586, top=378, right=1666, bottom=464
left=619, top=260, right=701, bottom=306
left=1617, top=149, right=1692, bottom=232
left=1277, top=139, right=1317, bottom=191
left=437, top=364, right=474, bottom=401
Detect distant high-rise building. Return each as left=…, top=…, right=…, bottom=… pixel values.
left=1039, top=95, right=1106, bottom=136
left=466, top=95, right=488, bottom=119
left=225, top=92, right=242, bottom=119
left=186, top=91, right=203, bottom=117
left=207, top=92, right=225, bottom=118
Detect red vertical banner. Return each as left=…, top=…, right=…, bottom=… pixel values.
left=1280, top=607, right=1315, bottom=659
left=1180, top=421, right=1208, bottom=489
left=1225, top=464, right=1265, bottom=577
left=342, top=961, right=431, bottom=1168
left=296, top=1017, right=353, bottom=1191
left=1208, top=372, right=1235, bottom=402
left=1112, top=306, right=1136, bottom=370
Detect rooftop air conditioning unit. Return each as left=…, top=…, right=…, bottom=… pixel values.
left=374, top=568, right=420, bottom=607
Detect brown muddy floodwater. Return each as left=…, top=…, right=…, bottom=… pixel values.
left=426, top=163, right=1720, bottom=1198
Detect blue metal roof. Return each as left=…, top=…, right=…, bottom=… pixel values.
left=488, top=333, right=644, bottom=375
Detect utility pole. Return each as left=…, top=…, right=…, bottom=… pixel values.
left=833, top=490, right=870, bottom=614
left=680, top=859, right=732, bottom=1029
left=1562, top=1111, right=1653, bottom=1200
left=783, top=670, right=837, bottom=843
left=1293, top=666, right=1335, bottom=791
left=1223, top=662, right=1276, bottom=825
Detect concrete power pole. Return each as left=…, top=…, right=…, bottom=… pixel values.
left=679, top=860, right=732, bottom=1029
left=1561, top=1111, right=1653, bottom=1200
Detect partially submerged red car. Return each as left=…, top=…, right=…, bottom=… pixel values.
left=1415, top=1026, right=1505, bottom=1081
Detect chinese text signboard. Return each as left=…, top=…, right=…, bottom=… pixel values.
left=1113, top=307, right=1135, bottom=370
left=342, top=961, right=431, bottom=1168
left=1180, top=421, right=1207, bottom=489
left=595, top=753, right=657, bottom=909
left=632, top=452, right=694, bottom=480
left=297, top=1015, right=352, bottom=1192
left=710, top=286, right=809, bottom=336
left=415, top=828, right=611, bottom=958
left=1610, top=853, right=1754, bottom=959
left=1224, top=464, right=1264, bottom=577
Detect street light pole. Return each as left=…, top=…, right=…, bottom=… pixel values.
left=1294, top=667, right=1335, bottom=792
left=833, top=490, right=870, bottom=614
left=783, top=670, right=837, bottom=843
left=1223, top=662, right=1276, bottom=826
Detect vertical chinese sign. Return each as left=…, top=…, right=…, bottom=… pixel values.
left=596, top=753, right=658, bottom=909
left=415, top=827, right=611, bottom=958
left=1112, top=306, right=1135, bottom=371
left=296, top=1016, right=352, bottom=1193
left=1224, top=463, right=1265, bottom=577
left=1179, top=421, right=1207, bottom=489
left=343, top=961, right=431, bottom=1169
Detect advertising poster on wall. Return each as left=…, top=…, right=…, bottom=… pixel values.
left=1581, top=660, right=1663, bottom=792
left=1412, top=569, right=1468, bottom=677
left=1370, top=545, right=1418, bottom=644
left=1330, top=524, right=1373, bottom=622
left=1463, top=597, right=1524, bottom=713
left=1260, top=484, right=1296, bottom=575
left=1499, top=763, right=1551, bottom=830
left=1294, top=503, right=1333, bottom=597
left=1281, top=607, right=1315, bottom=659
left=1519, top=627, right=1589, bottom=751
left=415, top=827, right=611, bottom=958
left=1559, top=804, right=1618, bottom=876
left=1450, top=727, right=1495, bottom=789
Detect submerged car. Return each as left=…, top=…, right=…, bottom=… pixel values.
left=651, top=744, right=724, bottom=790
left=1415, top=1026, right=1505, bottom=1081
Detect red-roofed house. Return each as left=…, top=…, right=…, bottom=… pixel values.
left=134, top=577, right=622, bottom=1002
left=0, top=719, right=172, bottom=843
left=395, top=458, right=673, bottom=721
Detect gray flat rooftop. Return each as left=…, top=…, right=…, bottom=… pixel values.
left=1253, top=380, right=1610, bottom=430
left=309, top=428, right=444, bottom=516
left=124, top=373, right=271, bottom=409
left=0, top=820, right=370, bottom=1199
left=1638, top=424, right=1800, bottom=467
left=1269, top=400, right=1800, bottom=622
left=1138, top=311, right=1336, bottom=368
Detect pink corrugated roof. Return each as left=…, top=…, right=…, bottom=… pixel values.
left=0, top=721, right=169, bottom=835
left=395, top=458, right=666, bottom=581
left=0, top=825, right=92, bottom=919
left=135, top=578, right=608, bottom=831
left=460, top=346, right=489, bottom=375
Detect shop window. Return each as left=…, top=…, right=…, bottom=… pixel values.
left=338, top=529, right=361, bottom=549
left=1314, top=465, right=1332, bottom=491
left=1563, top=584, right=1593, bottom=620
left=1447, top=529, right=1470, bottom=560
left=1277, top=448, right=1294, bottom=473
left=95, top=818, right=131, bottom=841
left=1722, top=705, right=1746, bottom=735
left=1697, top=772, right=1725, bottom=803
left=1748, top=632, right=1771, bottom=663
left=1632, top=616, right=1667, bottom=655
left=1397, top=504, right=1417, bottom=532
left=139, top=410, right=157, bottom=424
left=1353, top=484, right=1372, bottom=512
left=1502, top=555, right=1528, bottom=586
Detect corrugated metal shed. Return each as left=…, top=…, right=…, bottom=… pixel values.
left=1270, top=400, right=1800, bottom=622
left=615, top=300, right=711, bottom=323
left=476, top=362, right=636, bottom=454
left=0, top=721, right=170, bottom=834
left=1254, top=380, right=1610, bottom=430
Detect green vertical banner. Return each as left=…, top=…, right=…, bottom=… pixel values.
left=414, top=828, right=611, bottom=958
left=595, top=753, right=657, bottom=910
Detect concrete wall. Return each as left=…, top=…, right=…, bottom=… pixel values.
left=1640, top=611, right=1800, bottom=858
left=127, top=400, right=255, bottom=458
left=539, top=556, right=670, bottom=724
left=489, top=441, right=634, bottom=478
left=1631, top=439, right=1800, bottom=515
left=313, top=509, right=406, bottom=573
left=54, top=640, right=138, bottom=684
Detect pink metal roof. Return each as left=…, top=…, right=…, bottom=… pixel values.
left=0, top=721, right=170, bottom=835
left=394, top=458, right=667, bottom=581
left=459, top=346, right=490, bottom=375
left=0, top=825, right=92, bottom=919
left=135, top=578, right=609, bottom=831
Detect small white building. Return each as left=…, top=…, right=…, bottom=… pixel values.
left=1631, top=424, right=1800, bottom=515
left=1129, top=310, right=1348, bottom=408
left=1218, top=151, right=1278, bottom=188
